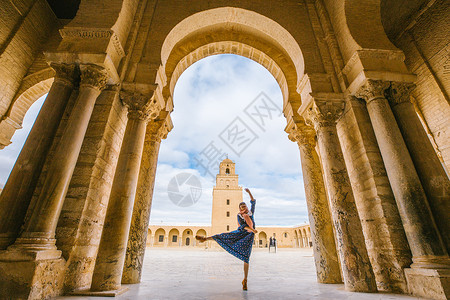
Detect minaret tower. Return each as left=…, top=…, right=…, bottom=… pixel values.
left=211, top=158, right=243, bottom=235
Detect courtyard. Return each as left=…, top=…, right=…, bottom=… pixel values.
left=59, top=248, right=422, bottom=300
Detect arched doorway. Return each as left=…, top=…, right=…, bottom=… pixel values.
left=168, top=228, right=180, bottom=247
left=258, top=231, right=267, bottom=248
left=154, top=228, right=166, bottom=247
left=182, top=229, right=194, bottom=247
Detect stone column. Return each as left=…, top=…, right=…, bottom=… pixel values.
left=91, top=91, right=159, bottom=292
left=386, top=82, right=450, bottom=253
left=287, top=123, right=342, bottom=284
left=305, top=99, right=377, bottom=292
left=0, top=64, right=107, bottom=299
left=122, top=111, right=172, bottom=284
left=336, top=96, right=411, bottom=293
left=356, top=79, right=449, bottom=300
left=0, top=63, right=78, bottom=249
left=9, top=64, right=107, bottom=252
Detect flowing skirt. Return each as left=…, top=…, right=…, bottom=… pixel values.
left=212, top=229, right=255, bottom=263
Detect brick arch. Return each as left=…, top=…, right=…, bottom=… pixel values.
left=168, top=228, right=180, bottom=246
left=0, top=68, right=54, bottom=148
left=168, top=41, right=289, bottom=107
left=325, top=0, right=399, bottom=62
left=159, top=6, right=311, bottom=118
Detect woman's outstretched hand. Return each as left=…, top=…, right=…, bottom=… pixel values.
left=245, top=188, right=254, bottom=200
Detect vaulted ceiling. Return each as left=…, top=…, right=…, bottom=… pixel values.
left=46, top=0, right=80, bottom=19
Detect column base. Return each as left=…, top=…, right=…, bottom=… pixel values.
left=0, top=233, right=15, bottom=250
left=0, top=249, right=65, bottom=300
left=405, top=267, right=450, bottom=300
left=70, top=286, right=129, bottom=297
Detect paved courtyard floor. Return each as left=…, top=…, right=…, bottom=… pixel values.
left=60, top=248, right=423, bottom=300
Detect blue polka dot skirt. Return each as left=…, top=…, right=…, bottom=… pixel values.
left=212, top=229, right=255, bottom=263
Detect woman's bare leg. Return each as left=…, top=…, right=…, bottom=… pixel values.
left=244, top=262, right=249, bottom=280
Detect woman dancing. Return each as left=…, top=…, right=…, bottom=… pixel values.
left=195, top=188, right=257, bottom=290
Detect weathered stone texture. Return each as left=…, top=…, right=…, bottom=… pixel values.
left=0, top=1, right=449, bottom=299
left=337, top=97, right=411, bottom=292
left=0, top=0, right=58, bottom=148
left=391, top=0, right=450, bottom=172
left=56, top=88, right=127, bottom=292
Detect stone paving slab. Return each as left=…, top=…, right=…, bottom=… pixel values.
left=59, top=248, right=424, bottom=300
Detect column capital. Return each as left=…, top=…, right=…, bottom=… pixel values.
left=287, top=122, right=316, bottom=147
left=354, top=79, right=390, bottom=103
left=146, top=112, right=173, bottom=142
left=50, top=63, right=79, bottom=87
left=305, top=99, right=345, bottom=130
left=120, top=90, right=162, bottom=122
left=385, top=82, right=416, bottom=106
left=79, top=64, right=108, bottom=91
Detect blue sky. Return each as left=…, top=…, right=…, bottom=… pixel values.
left=0, top=54, right=308, bottom=227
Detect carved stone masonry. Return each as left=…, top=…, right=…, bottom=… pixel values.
left=51, top=63, right=79, bottom=87
left=120, top=91, right=162, bottom=122
left=287, top=122, right=316, bottom=148
left=385, top=82, right=416, bottom=106
left=354, top=79, right=390, bottom=103
left=306, top=99, right=345, bottom=130
left=79, top=64, right=108, bottom=91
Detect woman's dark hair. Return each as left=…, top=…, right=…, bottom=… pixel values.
left=239, top=202, right=246, bottom=207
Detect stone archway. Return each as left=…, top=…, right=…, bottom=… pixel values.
left=0, top=1, right=449, bottom=299
left=182, top=229, right=194, bottom=247
left=154, top=228, right=166, bottom=247
left=258, top=231, right=267, bottom=248
left=168, top=228, right=180, bottom=247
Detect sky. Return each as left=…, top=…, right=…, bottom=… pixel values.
left=0, top=54, right=308, bottom=227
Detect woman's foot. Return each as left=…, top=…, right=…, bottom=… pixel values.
left=195, top=235, right=206, bottom=243
left=242, top=279, right=247, bottom=290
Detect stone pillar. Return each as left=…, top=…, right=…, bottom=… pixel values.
left=386, top=82, right=450, bottom=253
left=336, top=96, right=412, bottom=293
left=0, top=64, right=107, bottom=299
left=90, top=91, right=160, bottom=293
left=10, top=65, right=107, bottom=250
left=305, top=98, right=377, bottom=292
left=57, top=86, right=128, bottom=293
left=122, top=111, right=172, bottom=284
left=356, top=79, right=450, bottom=300
left=287, top=123, right=342, bottom=284
left=0, top=64, right=78, bottom=249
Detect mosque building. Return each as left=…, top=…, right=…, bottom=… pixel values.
left=147, top=158, right=311, bottom=249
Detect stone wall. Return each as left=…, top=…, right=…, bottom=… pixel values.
left=388, top=0, right=450, bottom=172
left=0, top=0, right=58, bottom=148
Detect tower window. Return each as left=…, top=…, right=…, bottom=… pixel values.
left=284, top=233, right=287, bottom=238
left=187, top=231, right=190, bottom=234
left=227, top=225, right=230, bottom=231
left=159, top=235, right=164, bottom=242
left=226, top=168, right=230, bottom=174
left=226, top=211, right=230, bottom=217
left=227, top=199, right=230, bottom=205
left=172, top=235, right=177, bottom=242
